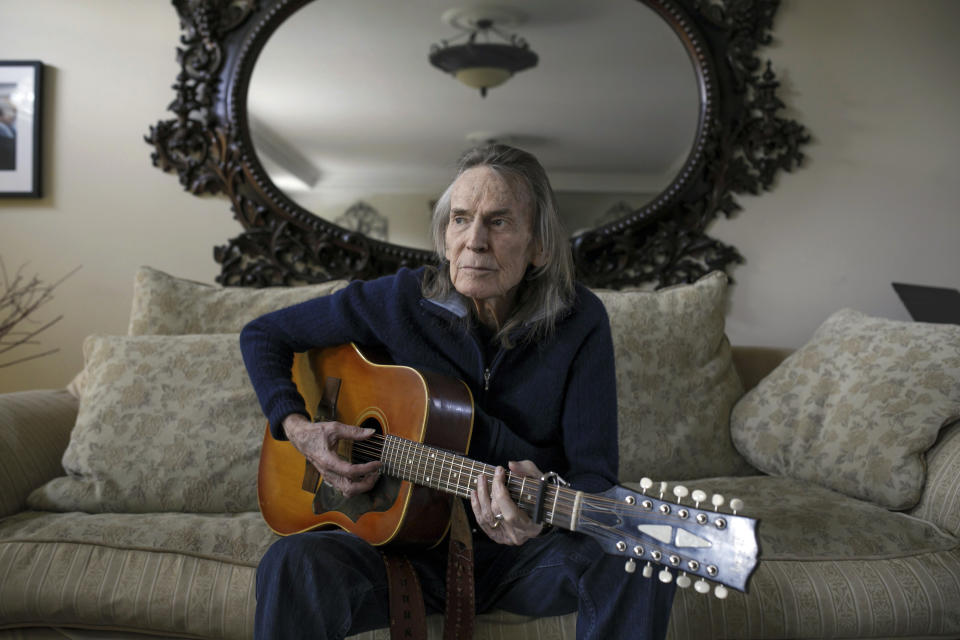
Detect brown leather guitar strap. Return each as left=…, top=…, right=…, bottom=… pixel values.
left=382, top=552, right=428, bottom=639
left=383, top=498, right=475, bottom=640
left=443, top=498, right=475, bottom=640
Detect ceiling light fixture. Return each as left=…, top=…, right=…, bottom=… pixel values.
left=429, top=6, right=538, bottom=98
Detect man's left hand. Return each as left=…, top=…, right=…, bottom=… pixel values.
left=471, top=461, right=544, bottom=545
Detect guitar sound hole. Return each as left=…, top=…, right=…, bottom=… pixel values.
left=349, top=417, right=385, bottom=464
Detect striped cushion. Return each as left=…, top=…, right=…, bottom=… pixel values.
left=3, top=474, right=960, bottom=639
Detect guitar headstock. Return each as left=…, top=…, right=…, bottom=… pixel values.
left=576, top=479, right=759, bottom=598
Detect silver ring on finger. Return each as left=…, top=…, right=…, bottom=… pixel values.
left=491, top=513, right=504, bottom=529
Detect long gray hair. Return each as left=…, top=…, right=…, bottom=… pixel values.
left=422, top=144, right=576, bottom=348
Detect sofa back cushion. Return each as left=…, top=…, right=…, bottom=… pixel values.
left=28, top=333, right=265, bottom=513
left=731, top=308, right=960, bottom=510
left=128, top=265, right=348, bottom=335
left=595, top=271, right=753, bottom=481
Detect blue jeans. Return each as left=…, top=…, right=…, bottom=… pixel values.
left=255, top=527, right=675, bottom=640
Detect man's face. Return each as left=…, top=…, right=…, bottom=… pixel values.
left=445, top=166, right=542, bottom=318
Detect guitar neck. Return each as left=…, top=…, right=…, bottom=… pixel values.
left=371, top=434, right=580, bottom=530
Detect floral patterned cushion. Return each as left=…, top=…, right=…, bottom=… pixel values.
left=730, top=308, right=960, bottom=510
left=595, top=272, right=753, bottom=482
left=27, top=334, right=265, bottom=513
left=127, top=265, right=348, bottom=335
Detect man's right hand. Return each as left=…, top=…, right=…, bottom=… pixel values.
left=282, top=414, right=382, bottom=498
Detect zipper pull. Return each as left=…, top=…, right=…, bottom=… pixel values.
left=483, top=368, right=491, bottom=391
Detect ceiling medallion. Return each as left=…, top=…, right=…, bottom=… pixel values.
left=429, top=5, right=538, bottom=97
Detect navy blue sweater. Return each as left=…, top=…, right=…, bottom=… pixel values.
left=239, top=267, right=618, bottom=493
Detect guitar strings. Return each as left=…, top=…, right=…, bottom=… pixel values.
left=343, top=434, right=703, bottom=527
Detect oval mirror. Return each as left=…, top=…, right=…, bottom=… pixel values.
left=246, top=0, right=701, bottom=252
left=149, top=0, right=808, bottom=288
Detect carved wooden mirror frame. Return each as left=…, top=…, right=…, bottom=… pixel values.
left=148, top=0, right=808, bottom=288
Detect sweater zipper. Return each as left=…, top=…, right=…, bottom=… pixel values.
left=483, top=349, right=507, bottom=392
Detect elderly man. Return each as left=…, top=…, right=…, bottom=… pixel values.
left=241, top=144, right=676, bottom=640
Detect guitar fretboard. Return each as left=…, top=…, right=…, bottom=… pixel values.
left=366, top=434, right=582, bottom=530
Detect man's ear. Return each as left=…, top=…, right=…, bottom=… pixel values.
left=531, top=243, right=547, bottom=268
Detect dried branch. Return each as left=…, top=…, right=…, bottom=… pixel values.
left=0, top=258, right=81, bottom=369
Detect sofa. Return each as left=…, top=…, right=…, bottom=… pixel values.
left=2, top=266, right=959, bottom=640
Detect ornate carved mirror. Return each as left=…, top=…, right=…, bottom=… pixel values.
left=149, top=0, right=808, bottom=288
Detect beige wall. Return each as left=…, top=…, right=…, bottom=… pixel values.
left=1, top=0, right=958, bottom=392
left=714, top=0, right=960, bottom=346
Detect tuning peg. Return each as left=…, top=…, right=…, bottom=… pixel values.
left=729, top=498, right=744, bottom=514
left=624, top=558, right=637, bottom=574
left=711, top=494, right=725, bottom=510
left=676, top=573, right=692, bottom=588
left=692, top=489, right=707, bottom=507
left=639, top=477, right=653, bottom=494
left=642, top=562, right=654, bottom=578
left=714, top=585, right=729, bottom=599
left=658, top=568, right=673, bottom=584
left=694, top=579, right=710, bottom=594
left=659, top=481, right=668, bottom=498
left=672, top=485, right=689, bottom=503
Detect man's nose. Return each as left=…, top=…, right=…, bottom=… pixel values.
left=466, top=219, right=488, bottom=251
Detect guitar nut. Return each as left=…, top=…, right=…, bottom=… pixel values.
left=625, top=495, right=636, bottom=505
left=642, top=500, right=653, bottom=510
left=696, top=513, right=708, bottom=525
left=687, top=560, right=700, bottom=571
left=678, top=508, right=689, bottom=519
left=633, top=545, right=644, bottom=556
left=616, top=541, right=627, bottom=552
left=715, top=518, right=727, bottom=529
left=669, top=555, right=680, bottom=566
left=651, top=550, right=662, bottom=561
left=707, top=565, right=719, bottom=577
left=659, top=504, right=671, bottom=515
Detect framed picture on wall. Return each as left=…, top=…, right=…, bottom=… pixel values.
left=0, top=60, right=43, bottom=198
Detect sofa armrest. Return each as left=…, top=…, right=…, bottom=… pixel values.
left=0, top=389, right=78, bottom=518
left=909, top=418, right=960, bottom=536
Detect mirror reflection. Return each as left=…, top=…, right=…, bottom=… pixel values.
left=248, top=0, right=699, bottom=251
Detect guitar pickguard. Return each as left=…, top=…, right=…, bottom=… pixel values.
left=313, top=474, right=401, bottom=521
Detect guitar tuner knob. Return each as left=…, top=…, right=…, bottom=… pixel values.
left=711, top=493, right=725, bottom=509
left=694, top=579, right=710, bottom=594
left=672, top=485, right=689, bottom=501
left=642, top=562, right=654, bottom=579
left=639, top=477, right=654, bottom=493
left=691, top=489, right=707, bottom=506
left=658, top=569, right=673, bottom=584
left=714, top=585, right=729, bottom=600
left=676, top=573, right=692, bottom=588
left=659, top=481, right=668, bottom=498
left=729, top=498, right=744, bottom=513
left=625, top=558, right=637, bottom=574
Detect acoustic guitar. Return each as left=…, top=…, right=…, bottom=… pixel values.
left=257, top=343, right=759, bottom=596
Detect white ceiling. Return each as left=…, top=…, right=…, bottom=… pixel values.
left=247, top=0, right=701, bottom=196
